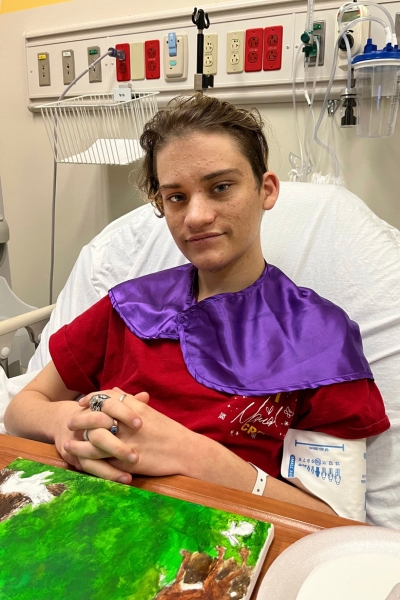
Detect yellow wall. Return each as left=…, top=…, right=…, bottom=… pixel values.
left=0, top=0, right=70, bottom=14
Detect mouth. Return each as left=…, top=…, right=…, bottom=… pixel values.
left=186, top=233, right=224, bottom=243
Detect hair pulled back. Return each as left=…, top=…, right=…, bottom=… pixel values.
left=137, top=93, right=269, bottom=216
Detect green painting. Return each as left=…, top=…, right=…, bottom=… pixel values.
left=0, top=459, right=273, bottom=599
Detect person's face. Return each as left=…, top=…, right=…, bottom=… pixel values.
left=156, top=132, right=279, bottom=276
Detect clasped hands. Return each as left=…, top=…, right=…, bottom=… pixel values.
left=62, top=387, right=196, bottom=484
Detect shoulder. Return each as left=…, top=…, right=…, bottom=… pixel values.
left=110, top=264, right=194, bottom=303
left=264, top=264, right=362, bottom=335
left=296, top=379, right=390, bottom=439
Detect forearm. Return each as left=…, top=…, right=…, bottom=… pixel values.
left=4, top=391, right=77, bottom=443
left=187, top=433, right=335, bottom=514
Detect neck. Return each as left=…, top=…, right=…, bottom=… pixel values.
left=197, top=252, right=266, bottom=302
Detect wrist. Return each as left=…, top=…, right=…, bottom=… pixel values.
left=52, top=401, right=80, bottom=444
left=248, top=462, right=269, bottom=495
left=181, top=433, right=261, bottom=493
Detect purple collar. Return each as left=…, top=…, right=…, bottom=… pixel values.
left=109, top=264, right=372, bottom=395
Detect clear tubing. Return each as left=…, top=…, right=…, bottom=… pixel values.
left=338, top=1, right=394, bottom=35
left=342, top=33, right=353, bottom=90
left=303, top=37, right=320, bottom=182
left=292, top=44, right=305, bottom=176
left=313, top=14, right=392, bottom=179
left=313, top=37, right=342, bottom=178
left=306, top=0, right=315, bottom=33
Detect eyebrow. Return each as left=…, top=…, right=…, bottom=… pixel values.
left=158, top=168, right=243, bottom=191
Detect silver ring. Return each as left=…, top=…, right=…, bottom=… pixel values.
left=110, top=419, right=119, bottom=435
left=119, top=393, right=127, bottom=403
left=83, top=429, right=90, bottom=442
left=89, top=393, right=110, bottom=412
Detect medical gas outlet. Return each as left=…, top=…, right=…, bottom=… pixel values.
left=337, top=3, right=370, bottom=70
left=87, top=46, right=102, bottom=83
left=62, top=50, right=75, bottom=85
left=38, top=53, right=50, bottom=86
left=164, top=33, right=188, bottom=81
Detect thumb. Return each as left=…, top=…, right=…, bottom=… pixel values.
left=134, top=392, right=150, bottom=404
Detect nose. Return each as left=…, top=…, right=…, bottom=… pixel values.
left=184, top=191, right=216, bottom=229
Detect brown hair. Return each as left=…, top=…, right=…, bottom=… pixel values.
left=137, top=93, right=269, bottom=216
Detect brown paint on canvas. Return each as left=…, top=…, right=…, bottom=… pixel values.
left=155, top=546, right=252, bottom=599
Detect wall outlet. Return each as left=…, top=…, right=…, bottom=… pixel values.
left=38, top=52, right=50, bottom=86
left=164, top=33, right=188, bottom=80
left=263, top=26, right=283, bottom=71
left=115, top=43, right=131, bottom=82
left=62, top=50, right=75, bottom=85
left=245, top=28, right=263, bottom=72
left=87, top=46, right=102, bottom=83
left=227, top=31, right=244, bottom=73
left=145, top=40, right=160, bottom=79
left=203, top=33, right=218, bottom=75
left=130, top=42, right=145, bottom=80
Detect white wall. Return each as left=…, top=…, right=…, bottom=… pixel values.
left=0, top=0, right=399, bottom=308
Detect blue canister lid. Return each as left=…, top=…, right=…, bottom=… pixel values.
left=352, top=39, right=400, bottom=64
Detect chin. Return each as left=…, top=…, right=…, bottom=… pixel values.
left=190, top=257, right=230, bottom=273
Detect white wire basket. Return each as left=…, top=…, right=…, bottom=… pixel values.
left=38, top=92, right=159, bottom=166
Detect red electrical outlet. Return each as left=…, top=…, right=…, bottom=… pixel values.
left=263, top=26, right=283, bottom=71
left=145, top=40, right=160, bottom=79
left=245, top=28, right=263, bottom=72
left=116, top=43, right=131, bottom=82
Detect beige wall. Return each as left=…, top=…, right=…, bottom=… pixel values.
left=0, top=0, right=399, bottom=308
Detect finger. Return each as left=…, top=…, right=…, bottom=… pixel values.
left=78, top=390, right=143, bottom=429
left=79, top=457, right=132, bottom=485
left=58, top=446, right=84, bottom=471
left=64, top=439, right=110, bottom=460
left=108, top=456, right=141, bottom=474
left=134, top=392, right=150, bottom=404
left=67, top=410, right=117, bottom=432
left=113, top=387, right=150, bottom=405
left=65, top=430, right=139, bottom=464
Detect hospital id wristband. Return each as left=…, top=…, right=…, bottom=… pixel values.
left=248, top=462, right=268, bottom=496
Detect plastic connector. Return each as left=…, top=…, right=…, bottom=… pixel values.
left=108, top=47, right=126, bottom=60
left=363, top=38, right=377, bottom=53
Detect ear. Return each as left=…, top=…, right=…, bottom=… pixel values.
left=261, top=171, right=279, bottom=211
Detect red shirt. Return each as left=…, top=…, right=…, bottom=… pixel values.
left=50, top=296, right=390, bottom=477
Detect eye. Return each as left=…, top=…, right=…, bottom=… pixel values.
left=167, top=193, right=186, bottom=203
left=212, top=183, right=231, bottom=194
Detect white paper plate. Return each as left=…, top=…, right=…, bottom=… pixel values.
left=257, top=526, right=400, bottom=600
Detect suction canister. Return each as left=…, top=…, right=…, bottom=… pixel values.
left=352, top=39, right=400, bottom=137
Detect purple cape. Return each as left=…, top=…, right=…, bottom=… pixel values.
left=109, top=263, right=372, bottom=396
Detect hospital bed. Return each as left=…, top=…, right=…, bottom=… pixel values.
left=0, top=181, right=399, bottom=530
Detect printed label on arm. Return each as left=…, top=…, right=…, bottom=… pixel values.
left=281, top=429, right=366, bottom=522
